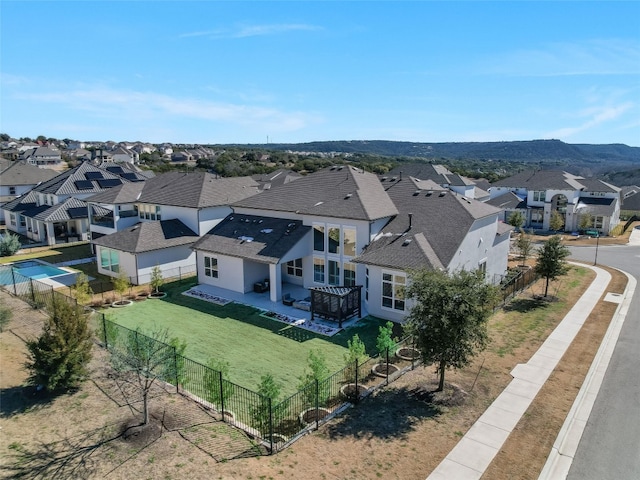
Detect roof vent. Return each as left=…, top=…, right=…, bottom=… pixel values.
left=381, top=177, right=388, bottom=181
left=391, top=176, right=397, bottom=181
left=260, top=228, right=273, bottom=234
left=330, top=166, right=336, bottom=170
left=345, top=193, right=353, bottom=199
left=403, top=238, right=412, bottom=246
left=413, top=190, right=420, bottom=196
left=229, top=216, right=234, bottom=221
left=338, top=166, right=344, bottom=170
left=426, top=191, right=432, bottom=196
left=439, top=191, right=446, bottom=197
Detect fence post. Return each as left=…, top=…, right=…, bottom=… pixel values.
left=386, top=347, right=390, bottom=385
left=268, top=397, right=274, bottom=454
left=354, top=358, right=359, bottom=404
left=30, top=278, right=36, bottom=305
left=102, top=314, right=108, bottom=349
left=315, top=379, right=320, bottom=429
left=11, top=268, right=17, bottom=296
left=173, top=347, right=179, bottom=393
left=219, top=370, right=225, bottom=417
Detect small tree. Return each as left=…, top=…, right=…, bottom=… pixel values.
left=343, top=334, right=368, bottom=382
left=298, top=349, right=331, bottom=405
left=112, top=271, right=130, bottom=304
left=73, top=272, right=93, bottom=306
left=204, top=357, right=234, bottom=409
left=515, top=228, right=535, bottom=267
left=0, top=233, right=21, bottom=257
left=150, top=265, right=164, bottom=294
left=252, top=374, right=283, bottom=434
left=376, top=321, right=397, bottom=362
left=112, top=327, right=183, bottom=426
left=578, top=213, right=593, bottom=232
left=549, top=210, right=565, bottom=232
left=404, top=268, right=499, bottom=391
left=507, top=211, right=526, bottom=229
left=25, top=297, right=93, bottom=392
left=0, top=300, right=13, bottom=332
left=535, top=235, right=570, bottom=297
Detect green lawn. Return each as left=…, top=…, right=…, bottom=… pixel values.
left=103, top=280, right=400, bottom=397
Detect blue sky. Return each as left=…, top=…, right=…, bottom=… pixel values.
left=2, top=1, right=639, bottom=146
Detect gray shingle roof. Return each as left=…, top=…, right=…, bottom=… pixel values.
left=0, top=160, right=58, bottom=186
left=234, top=165, right=398, bottom=221
left=486, top=191, right=528, bottom=210
left=32, top=197, right=89, bottom=222
left=192, top=214, right=311, bottom=264
left=85, top=182, right=146, bottom=204
left=576, top=197, right=618, bottom=216
left=35, top=161, right=131, bottom=195
left=353, top=177, right=501, bottom=270
left=387, top=164, right=475, bottom=186
left=92, top=219, right=199, bottom=254
left=136, top=172, right=260, bottom=208
left=491, top=170, right=619, bottom=193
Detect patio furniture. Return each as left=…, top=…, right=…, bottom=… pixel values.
left=254, top=280, right=269, bottom=293
left=282, top=293, right=295, bottom=306
left=293, top=297, right=312, bottom=311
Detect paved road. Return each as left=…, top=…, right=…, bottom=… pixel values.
left=565, top=235, right=640, bottom=480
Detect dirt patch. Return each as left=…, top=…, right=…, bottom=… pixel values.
left=0, top=264, right=627, bottom=480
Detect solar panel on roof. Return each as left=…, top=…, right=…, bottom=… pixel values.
left=85, top=171, right=104, bottom=180
left=106, top=166, right=125, bottom=174
left=121, top=172, right=140, bottom=181
left=97, top=178, right=122, bottom=188
left=74, top=180, right=94, bottom=190
left=68, top=207, right=88, bottom=219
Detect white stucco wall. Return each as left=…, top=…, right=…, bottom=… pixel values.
left=136, top=246, right=196, bottom=285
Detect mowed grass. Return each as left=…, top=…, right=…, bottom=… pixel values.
left=103, top=280, right=399, bottom=397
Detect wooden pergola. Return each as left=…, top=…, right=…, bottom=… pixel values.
left=310, top=286, right=362, bottom=329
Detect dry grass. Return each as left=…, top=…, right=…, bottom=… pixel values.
left=0, top=263, right=628, bottom=480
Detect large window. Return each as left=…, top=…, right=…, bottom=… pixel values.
left=9, top=186, right=16, bottom=195
left=532, top=191, right=546, bottom=202
left=382, top=272, right=406, bottom=311
left=313, top=257, right=325, bottom=283
left=328, top=260, right=340, bottom=286
left=286, top=258, right=303, bottom=277
left=9, top=213, right=16, bottom=227
left=328, top=226, right=340, bottom=254
left=344, top=262, right=356, bottom=286
left=343, top=227, right=357, bottom=256
left=531, top=209, right=543, bottom=223
left=100, top=248, right=119, bottom=273
left=313, top=225, right=325, bottom=252
left=139, top=204, right=162, bottom=221
left=204, top=255, right=218, bottom=278
left=593, top=216, right=604, bottom=229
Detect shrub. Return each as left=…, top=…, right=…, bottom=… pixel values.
left=0, top=233, right=21, bottom=257
left=203, top=358, right=234, bottom=409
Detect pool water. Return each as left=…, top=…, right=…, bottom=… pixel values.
left=0, top=260, right=70, bottom=285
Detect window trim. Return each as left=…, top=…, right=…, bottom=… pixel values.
left=204, top=255, right=219, bottom=278
left=381, top=271, right=406, bottom=312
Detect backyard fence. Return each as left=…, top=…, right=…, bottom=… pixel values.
left=95, top=313, right=420, bottom=453
left=0, top=264, right=76, bottom=311
left=497, top=267, right=539, bottom=303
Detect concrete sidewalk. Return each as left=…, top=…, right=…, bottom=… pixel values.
left=427, top=264, right=619, bottom=480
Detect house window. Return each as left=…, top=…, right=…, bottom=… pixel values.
left=313, top=257, right=325, bottom=283
left=344, top=262, right=356, bottom=286
left=593, top=216, right=604, bottom=229
left=478, top=259, right=487, bottom=278
left=328, top=226, right=340, bottom=254
left=365, top=268, right=369, bottom=301
left=531, top=209, right=543, bottom=223
left=139, top=204, right=162, bottom=221
left=9, top=186, right=16, bottom=195
left=100, top=248, right=120, bottom=273
left=286, top=258, right=303, bottom=277
left=204, top=255, right=218, bottom=278
left=19, top=215, right=26, bottom=227
left=9, top=213, right=16, bottom=226
left=313, top=225, right=325, bottom=252
left=533, top=191, right=546, bottom=202
left=343, top=227, right=356, bottom=256
left=382, top=272, right=405, bottom=311
left=328, top=260, right=340, bottom=286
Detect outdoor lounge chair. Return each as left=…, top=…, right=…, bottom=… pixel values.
left=282, top=293, right=295, bottom=306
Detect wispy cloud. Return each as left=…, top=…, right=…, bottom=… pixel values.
left=482, top=39, right=640, bottom=77
left=546, top=102, right=635, bottom=140
left=15, top=86, right=318, bottom=132
left=179, top=23, right=321, bottom=39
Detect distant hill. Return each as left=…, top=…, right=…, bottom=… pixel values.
left=224, top=139, right=640, bottom=183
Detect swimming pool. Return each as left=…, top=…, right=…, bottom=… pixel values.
left=0, top=260, right=73, bottom=285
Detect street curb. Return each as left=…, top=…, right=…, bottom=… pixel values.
left=538, top=266, right=637, bottom=480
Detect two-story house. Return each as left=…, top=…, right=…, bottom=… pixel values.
left=1, top=161, right=147, bottom=245
left=488, top=170, right=621, bottom=235
left=19, top=146, right=63, bottom=168
left=0, top=160, right=58, bottom=224
left=89, top=172, right=261, bottom=284
left=191, top=166, right=509, bottom=323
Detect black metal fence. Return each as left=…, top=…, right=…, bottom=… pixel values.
left=95, top=313, right=420, bottom=453
left=0, top=264, right=73, bottom=310
left=498, top=267, right=539, bottom=303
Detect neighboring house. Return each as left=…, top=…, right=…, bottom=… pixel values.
left=19, top=146, right=63, bottom=167
left=489, top=170, right=621, bottom=235
left=251, top=169, right=302, bottom=190
left=486, top=191, right=528, bottom=225
left=1, top=161, right=145, bottom=245
left=90, top=172, right=261, bottom=283
left=191, top=165, right=510, bottom=323
left=0, top=160, right=58, bottom=224
left=621, top=186, right=640, bottom=218
left=387, top=164, right=478, bottom=198
left=110, top=146, right=139, bottom=164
